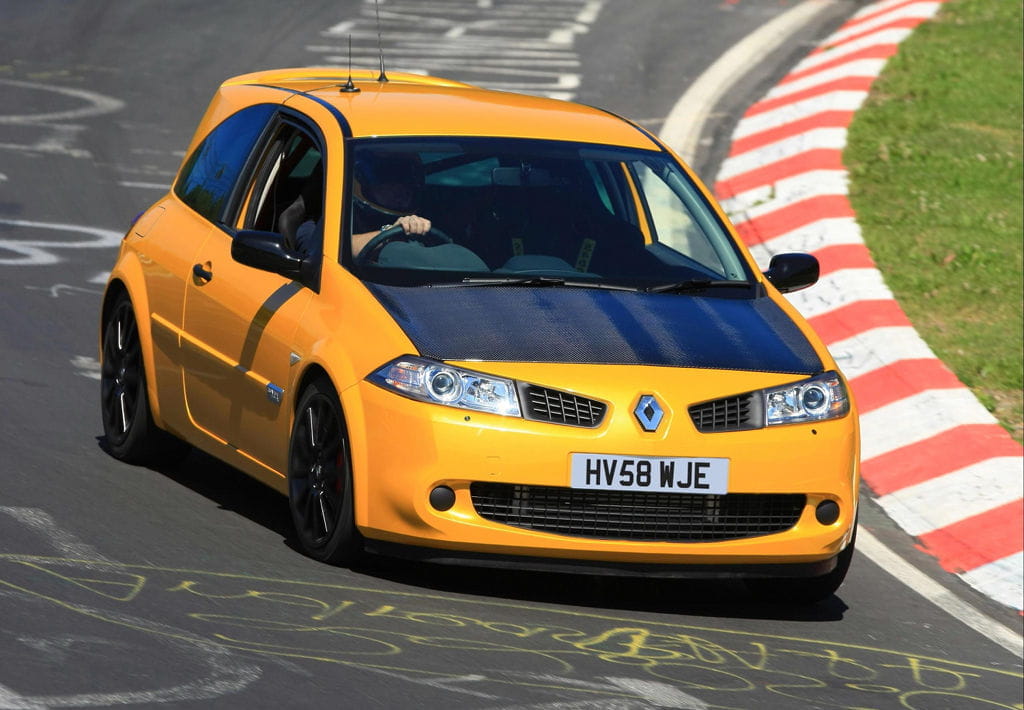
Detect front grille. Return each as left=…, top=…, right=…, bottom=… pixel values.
left=470, top=483, right=804, bottom=542
left=519, top=384, right=606, bottom=427
left=689, top=392, right=763, bottom=432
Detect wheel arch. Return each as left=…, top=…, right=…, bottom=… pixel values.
left=290, top=360, right=374, bottom=530
left=288, top=362, right=366, bottom=562
left=99, top=278, right=128, bottom=341
left=100, top=269, right=168, bottom=431
left=292, top=362, right=334, bottom=415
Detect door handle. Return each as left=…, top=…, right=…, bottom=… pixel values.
left=192, top=263, right=213, bottom=282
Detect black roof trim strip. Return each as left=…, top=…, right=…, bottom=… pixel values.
left=254, top=84, right=352, bottom=138
left=583, top=103, right=668, bottom=154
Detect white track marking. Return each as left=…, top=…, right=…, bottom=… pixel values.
left=0, top=616, right=262, bottom=707
left=25, top=284, right=103, bottom=298
left=118, top=181, right=169, bottom=190
left=0, top=684, right=48, bottom=710
left=784, top=268, right=895, bottom=319
left=790, top=27, right=917, bottom=73
left=0, top=507, right=112, bottom=563
left=960, top=553, right=1024, bottom=612
left=0, top=508, right=263, bottom=703
left=825, top=326, right=939, bottom=381
left=857, top=528, right=1023, bottom=658
left=717, top=127, right=850, bottom=181
left=0, top=80, right=123, bottom=160
left=486, top=675, right=708, bottom=709
left=71, top=356, right=102, bottom=380
left=859, top=389, right=999, bottom=460
left=731, top=90, right=870, bottom=140
left=721, top=169, right=850, bottom=217
left=0, top=219, right=122, bottom=266
left=765, top=58, right=889, bottom=99
left=0, top=79, right=124, bottom=125
left=876, top=457, right=1024, bottom=535
left=745, top=216, right=864, bottom=261
left=315, top=0, right=603, bottom=100
left=660, top=0, right=842, bottom=164
left=828, top=1, right=942, bottom=44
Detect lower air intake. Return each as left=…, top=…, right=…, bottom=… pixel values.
left=470, top=483, right=805, bottom=542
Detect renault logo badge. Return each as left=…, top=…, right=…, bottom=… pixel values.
left=634, top=395, right=664, bottom=432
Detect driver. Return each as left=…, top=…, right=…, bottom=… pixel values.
left=351, top=153, right=432, bottom=257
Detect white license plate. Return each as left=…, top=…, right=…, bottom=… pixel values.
left=570, top=453, right=729, bottom=495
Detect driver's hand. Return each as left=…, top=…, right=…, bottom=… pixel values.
left=396, top=214, right=431, bottom=235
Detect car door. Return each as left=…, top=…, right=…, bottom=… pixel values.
left=180, top=116, right=323, bottom=474
left=133, top=104, right=277, bottom=435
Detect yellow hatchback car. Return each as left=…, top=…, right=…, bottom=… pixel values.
left=100, top=68, right=859, bottom=603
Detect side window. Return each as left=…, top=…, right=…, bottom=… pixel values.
left=243, top=121, right=324, bottom=257
left=175, top=104, right=276, bottom=222
left=632, top=161, right=747, bottom=280
left=583, top=160, right=615, bottom=215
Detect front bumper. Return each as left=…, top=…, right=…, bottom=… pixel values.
left=342, top=362, right=859, bottom=571
left=363, top=539, right=842, bottom=579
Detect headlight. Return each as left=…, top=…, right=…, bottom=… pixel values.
left=369, top=356, right=522, bottom=417
left=765, top=371, right=849, bottom=426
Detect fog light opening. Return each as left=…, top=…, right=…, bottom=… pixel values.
left=429, top=485, right=456, bottom=512
left=816, top=500, right=840, bottom=525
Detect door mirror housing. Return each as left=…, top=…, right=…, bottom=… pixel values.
left=231, top=230, right=318, bottom=289
left=763, top=253, right=819, bottom=294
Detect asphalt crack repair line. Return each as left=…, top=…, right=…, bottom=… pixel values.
left=663, top=0, right=1022, bottom=616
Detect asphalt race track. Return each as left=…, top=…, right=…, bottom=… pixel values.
left=1, top=1, right=1021, bottom=708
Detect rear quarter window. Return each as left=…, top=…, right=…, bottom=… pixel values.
left=175, top=104, right=276, bottom=222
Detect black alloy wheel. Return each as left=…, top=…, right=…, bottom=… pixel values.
left=288, top=377, right=361, bottom=564
left=100, top=293, right=188, bottom=464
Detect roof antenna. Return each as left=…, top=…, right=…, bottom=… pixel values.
left=341, top=34, right=360, bottom=93
left=375, top=0, right=389, bottom=83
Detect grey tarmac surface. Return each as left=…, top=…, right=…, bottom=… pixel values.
left=0, top=1, right=1020, bottom=708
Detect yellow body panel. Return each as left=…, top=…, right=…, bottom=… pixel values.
left=102, top=67, right=860, bottom=573
left=342, top=362, right=859, bottom=564
left=219, top=67, right=659, bottom=147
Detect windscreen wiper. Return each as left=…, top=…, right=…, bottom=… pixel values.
left=446, top=276, right=640, bottom=291
left=644, top=279, right=752, bottom=294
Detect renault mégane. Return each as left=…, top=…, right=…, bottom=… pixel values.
left=100, top=68, right=859, bottom=603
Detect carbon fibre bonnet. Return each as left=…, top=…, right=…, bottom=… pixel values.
left=367, top=285, right=822, bottom=374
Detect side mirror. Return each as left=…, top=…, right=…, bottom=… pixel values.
left=231, top=230, right=317, bottom=287
left=763, top=253, right=819, bottom=294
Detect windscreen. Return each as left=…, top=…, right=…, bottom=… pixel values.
left=344, top=137, right=752, bottom=290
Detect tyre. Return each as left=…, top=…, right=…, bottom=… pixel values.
left=745, top=524, right=857, bottom=605
left=288, top=376, right=362, bottom=565
left=100, top=293, right=189, bottom=465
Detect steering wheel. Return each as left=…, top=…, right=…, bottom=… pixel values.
left=356, top=224, right=454, bottom=265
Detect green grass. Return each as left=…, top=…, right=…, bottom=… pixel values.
left=845, top=0, right=1023, bottom=442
